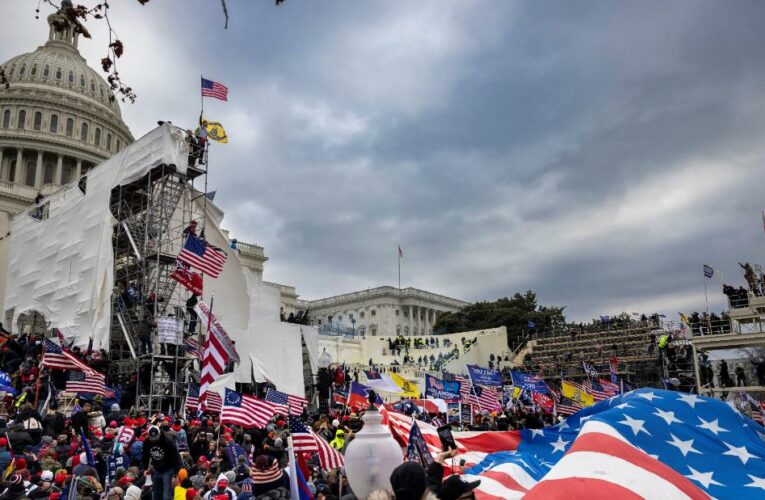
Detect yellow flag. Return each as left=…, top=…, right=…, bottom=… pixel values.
left=198, top=119, right=228, bottom=143
left=512, top=387, right=523, bottom=399
left=2, top=459, right=13, bottom=481
left=562, top=381, right=594, bottom=407
left=390, top=372, right=419, bottom=398
left=679, top=313, right=689, bottom=326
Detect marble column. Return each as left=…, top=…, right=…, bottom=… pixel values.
left=0, top=148, right=4, bottom=181
left=14, top=149, right=23, bottom=184
left=75, top=159, right=82, bottom=179
left=34, top=151, right=43, bottom=189
left=55, top=154, right=63, bottom=185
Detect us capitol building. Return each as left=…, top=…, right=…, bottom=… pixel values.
left=0, top=7, right=133, bottom=236
left=0, top=7, right=468, bottom=337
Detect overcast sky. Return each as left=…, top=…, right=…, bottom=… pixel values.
left=3, top=0, right=765, bottom=322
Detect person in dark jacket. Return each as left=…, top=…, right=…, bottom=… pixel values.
left=6, top=423, right=33, bottom=455
left=41, top=405, right=65, bottom=438
left=70, top=401, right=92, bottom=437
left=142, top=425, right=181, bottom=500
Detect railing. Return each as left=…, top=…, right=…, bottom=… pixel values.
left=687, top=318, right=732, bottom=336
left=306, top=286, right=468, bottom=309
left=318, top=323, right=359, bottom=337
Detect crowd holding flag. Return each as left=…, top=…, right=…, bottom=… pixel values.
left=265, top=388, right=308, bottom=415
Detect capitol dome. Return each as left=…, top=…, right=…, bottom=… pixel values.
left=0, top=6, right=134, bottom=232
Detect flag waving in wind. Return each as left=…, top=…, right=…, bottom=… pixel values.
left=201, top=77, right=228, bottom=101
left=704, top=264, right=714, bottom=278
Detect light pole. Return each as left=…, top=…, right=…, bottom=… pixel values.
left=351, top=317, right=356, bottom=336
left=317, top=349, right=332, bottom=414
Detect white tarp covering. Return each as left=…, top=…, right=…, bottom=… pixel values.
left=191, top=194, right=317, bottom=398
left=3, top=124, right=187, bottom=350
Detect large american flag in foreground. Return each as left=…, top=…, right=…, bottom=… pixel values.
left=386, top=389, right=765, bottom=499
left=289, top=416, right=344, bottom=470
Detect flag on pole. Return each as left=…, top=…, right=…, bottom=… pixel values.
left=221, top=389, right=280, bottom=428
left=265, top=388, right=307, bottom=415
left=177, top=234, right=227, bottom=277
left=703, top=264, right=714, bottom=278
left=289, top=417, right=319, bottom=454
left=398, top=245, right=403, bottom=258
left=185, top=382, right=222, bottom=413
left=65, top=370, right=105, bottom=396
left=201, top=77, right=229, bottom=101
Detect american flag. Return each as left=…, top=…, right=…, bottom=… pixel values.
left=265, top=388, right=307, bottom=415
left=581, top=379, right=609, bottom=401
left=556, top=396, right=582, bottom=416
left=743, top=392, right=764, bottom=425
left=598, top=378, right=621, bottom=397
left=221, top=389, right=280, bottom=428
left=298, top=422, right=344, bottom=470
left=41, top=338, right=96, bottom=374
left=443, top=372, right=500, bottom=411
left=389, top=389, right=764, bottom=499
left=185, top=383, right=222, bottom=414
left=184, top=337, right=202, bottom=359
left=201, top=77, right=229, bottom=101
left=289, top=417, right=319, bottom=453
left=65, top=370, right=105, bottom=396
left=177, top=234, right=227, bottom=278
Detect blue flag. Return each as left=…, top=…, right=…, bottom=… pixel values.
left=0, top=371, right=16, bottom=395
left=406, top=420, right=434, bottom=468
left=466, top=364, right=503, bottom=387
left=80, top=429, right=96, bottom=467
left=425, top=374, right=461, bottom=400
left=510, top=370, right=549, bottom=394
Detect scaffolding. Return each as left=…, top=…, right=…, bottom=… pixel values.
left=109, top=142, right=208, bottom=414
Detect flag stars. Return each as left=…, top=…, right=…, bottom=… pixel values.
left=614, top=402, right=634, bottom=410
left=677, top=393, right=705, bottom=408
left=666, top=434, right=701, bottom=457
left=550, top=435, right=570, bottom=453
left=636, top=392, right=662, bottom=402
left=722, top=442, right=756, bottom=464
left=653, top=408, right=683, bottom=426
left=686, top=466, right=723, bottom=489
left=746, top=475, right=765, bottom=491
left=529, top=429, right=545, bottom=439
left=697, top=417, right=729, bottom=436
left=618, top=415, right=651, bottom=436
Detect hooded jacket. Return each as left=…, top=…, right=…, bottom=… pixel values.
left=202, top=473, right=236, bottom=499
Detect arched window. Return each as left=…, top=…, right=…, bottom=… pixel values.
left=30, top=65, right=37, bottom=76
left=49, top=114, right=58, bottom=133
left=43, top=65, right=50, bottom=78
left=62, top=165, right=73, bottom=185
left=8, top=66, right=14, bottom=76
left=90, top=80, right=95, bottom=92
left=116, top=139, right=121, bottom=152
left=80, top=75, right=85, bottom=87
left=33, top=112, right=42, bottom=131
left=44, top=163, right=55, bottom=184
left=94, top=128, right=101, bottom=146
left=65, top=118, right=74, bottom=137
left=25, top=161, right=36, bottom=187
left=19, top=65, right=25, bottom=76
left=17, top=110, right=26, bottom=130
left=68, top=71, right=74, bottom=84
left=7, top=160, right=16, bottom=183
left=106, top=133, right=112, bottom=150
left=2, top=110, right=10, bottom=128
left=80, top=122, right=88, bottom=142
left=55, top=68, right=62, bottom=80
left=99, top=86, right=104, bottom=98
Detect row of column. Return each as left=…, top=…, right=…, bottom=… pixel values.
left=406, top=305, right=439, bottom=336
left=0, top=147, right=81, bottom=189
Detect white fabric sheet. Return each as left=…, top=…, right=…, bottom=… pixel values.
left=4, top=124, right=187, bottom=349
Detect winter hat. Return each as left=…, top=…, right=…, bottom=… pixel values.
left=54, top=472, right=67, bottom=485
left=390, top=462, right=427, bottom=500
left=14, top=457, right=27, bottom=470
left=41, top=470, right=54, bottom=481
left=109, top=421, right=118, bottom=428
left=79, top=452, right=88, bottom=465
left=111, top=403, right=120, bottom=411
left=107, top=487, right=125, bottom=497
left=147, top=425, right=160, bottom=439
left=186, top=489, right=198, bottom=500
left=332, top=419, right=340, bottom=427
left=224, top=470, right=236, bottom=483
left=0, top=437, right=7, bottom=447
left=178, top=468, right=188, bottom=482
left=216, top=472, right=229, bottom=489
left=117, top=475, right=133, bottom=487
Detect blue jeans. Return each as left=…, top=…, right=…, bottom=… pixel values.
left=151, top=468, right=174, bottom=500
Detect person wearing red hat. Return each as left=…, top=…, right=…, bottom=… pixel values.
left=0, top=437, right=12, bottom=472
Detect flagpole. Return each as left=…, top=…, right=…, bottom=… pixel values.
left=199, top=293, right=214, bottom=412
left=398, top=245, right=401, bottom=292
left=200, top=74, right=204, bottom=119
left=287, top=436, right=300, bottom=500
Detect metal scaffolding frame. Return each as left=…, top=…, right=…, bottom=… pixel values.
left=108, top=145, right=208, bottom=414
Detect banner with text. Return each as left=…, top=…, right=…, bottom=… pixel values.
left=510, top=370, right=549, bottom=394
left=425, top=374, right=461, bottom=401
left=466, top=364, right=504, bottom=387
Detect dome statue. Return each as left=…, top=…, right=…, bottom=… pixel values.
left=0, top=7, right=134, bottom=234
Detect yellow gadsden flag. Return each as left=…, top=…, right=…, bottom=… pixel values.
left=562, top=380, right=594, bottom=407
left=197, top=119, right=228, bottom=143
left=390, top=372, right=419, bottom=398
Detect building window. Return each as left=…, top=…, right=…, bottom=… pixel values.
left=8, top=66, right=14, bottom=76
left=80, top=75, right=85, bottom=87
left=106, top=133, right=112, bottom=150
left=49, top=114, right=58, bottom=133
left=65, top=118, right=74, bottom=137
left=25, top=161, right=35, bottom=187
left=2, top=110, right=10, bottom=128
left=7, top=161, right=15, bottom=183
left=395, top=309, right=400, bottom=316
left=359, top=325, right=366, bottom=336
left=396, top=326, right=401, bottom=335
left=116, top=139, right=121, bottom=152
left=30, top=65, right=37, bottom=76
left=43, top=65, right=50, bottom=78
left=337, top=316, right=342, bottom=322
left=99, top=86, right=104, bottom=98
left=55, top=68, right=62, bottom=80
left=44, top=163, right=54, bottom=184
left=360, top=311, right=365, bottom=319
left=317, top=319, right=322, bottom=326
left=19, top=65, right=25, bottom=76
left=33, top=112, right=42, bottom=131
left=80, top=122, right=88, bottom=142
left=371, top=310, right=376, bottom=317
left=90, top=81, right=95, bottom=92
left=94, top=128, right=101, bottom=146
left=370, top=325, right=378, bottom=336
left=17, top=110, right=25, bottom=129
left=68, top=71, right=74, bottom=84
left=62, top=165, right=73, bottom=184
